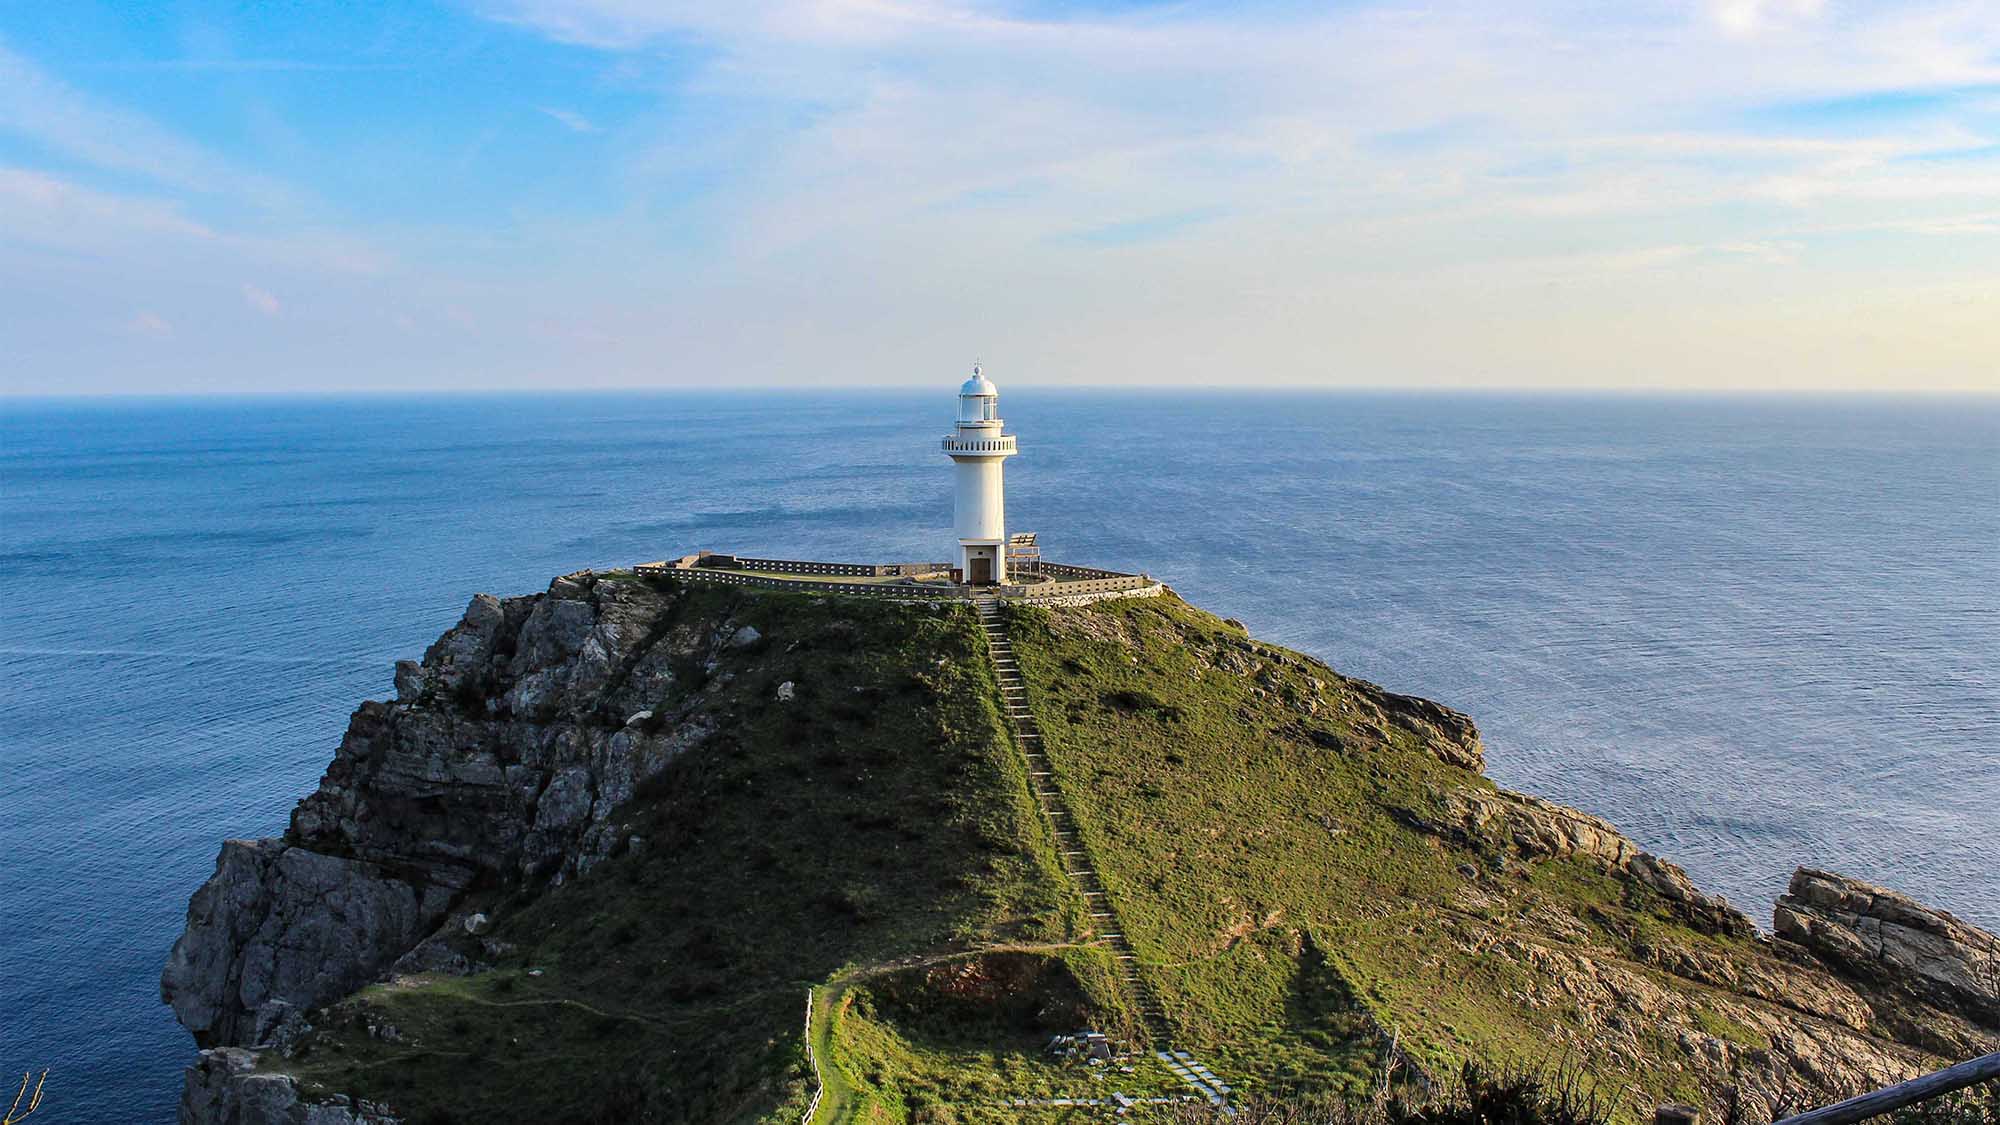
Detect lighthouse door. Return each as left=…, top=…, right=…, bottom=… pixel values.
left=970, top=556, right=993, bottom=585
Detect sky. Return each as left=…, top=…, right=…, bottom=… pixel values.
left=1, top=0, right=1997, bottom=394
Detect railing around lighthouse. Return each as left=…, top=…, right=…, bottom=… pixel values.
left=941, top=435, right=1017, bottom=455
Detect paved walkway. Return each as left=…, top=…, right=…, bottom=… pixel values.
left=973, top=597, right=1235, bottom=1115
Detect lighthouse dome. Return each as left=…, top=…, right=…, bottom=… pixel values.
left=959, top=366, right=997, bottom=397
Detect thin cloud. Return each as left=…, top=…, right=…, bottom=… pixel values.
left=539, top=106, right=601, bottom=133
left=1710, top=0, right=1827, bottom=38
left=242, top=284, right=282, bottom=315
left=0, top=38, right=299, bottom=210
left=85, top=58, right=411, bottom=72
left=126, top=311, right=173, bottom=338
left=1061, top=207, right=1227, bottom=248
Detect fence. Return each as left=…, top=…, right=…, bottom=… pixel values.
left=802, top=988, right=825, bottom=1124
left=1037, top=561, right=1139, bottom=581
left=1655, top=1050, right=2000, bottom=1125
left=635, top=554, right=1160, bottom=605
left=1769, top=1050, right=2000, bottom=1125
left=636, top=565, right=975, bottom=601
left=681, top=553, right=952, bottom=579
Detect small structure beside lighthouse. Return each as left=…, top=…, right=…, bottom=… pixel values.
left=942, top=365, right=1019, bottom=585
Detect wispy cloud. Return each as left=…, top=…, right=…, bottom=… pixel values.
left=125, top=310, right=173, bottom=338
left=85, top=57, right=411, bottom=73
left=1709, top=0, right=1827, bottom=38
left=538, top=106, right=600, bottom=133
left=0, top=167, right=215, bottom=246
left=242, top=284, right=282, bottom=315
left=1061, top=208, right=1227, bottom=248
left=5, top=2, right=1999, bottom=392
left=0, top=39, right=297, bottom=209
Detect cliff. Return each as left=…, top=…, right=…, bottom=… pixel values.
left=161, top=572, right=1999, bottom=1123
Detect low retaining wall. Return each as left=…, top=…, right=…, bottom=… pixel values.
left=637, top=565, right=972, bottom=601
left=634, top=554, right=1160, bottom=606
left=1024, top=582, right=1166, bottom=608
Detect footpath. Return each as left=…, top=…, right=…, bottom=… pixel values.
left=973, top=597, right=1236, bottom=1115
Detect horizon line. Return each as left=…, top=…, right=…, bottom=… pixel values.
left=6, top=383, right=1997, bottom=403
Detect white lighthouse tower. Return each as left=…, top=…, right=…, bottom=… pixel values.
left=942, top=364, right=1018, bottom=585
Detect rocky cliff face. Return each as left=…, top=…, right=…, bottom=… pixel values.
left=1404, top=788, right=1998, bottom=1109
left=161, top=575, right=2000, bottom=1123
left=1774, top=868, right=2000, bottom=1056
left=162, top=571, right=741, bottom=1096
left=179, top=1048, right=397, bottom=1125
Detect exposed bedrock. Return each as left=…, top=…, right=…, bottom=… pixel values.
left=1431, top=787, right=1756, bottom=939
left=1774, top=867, right=2000, bottom=1053
left=181, top=1047, right=399, bottom=1124
left=162, top=571, right=728, bottom=1051
left=160, top=840, right=447, bottom=1048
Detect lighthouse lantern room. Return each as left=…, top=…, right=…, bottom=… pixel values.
left=941, top=364, right=1019, bottom=585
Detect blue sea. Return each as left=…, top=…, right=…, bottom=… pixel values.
left=2, top=391, right=1996, bottom=1121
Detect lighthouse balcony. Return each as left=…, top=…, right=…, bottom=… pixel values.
left=941, top=435, right=1017, bottom=455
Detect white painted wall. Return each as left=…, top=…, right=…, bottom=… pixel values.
left=945, top=370, right=1017, bottom=584
left=954, top=457, right=1007, bottom=543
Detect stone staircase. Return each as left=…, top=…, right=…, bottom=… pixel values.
left=972, top=598, right=1234, bottom=1113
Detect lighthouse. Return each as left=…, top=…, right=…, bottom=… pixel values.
left=942, top=364, right=1018, bottom=585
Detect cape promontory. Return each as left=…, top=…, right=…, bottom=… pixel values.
left=161, top=569, right=2000, bottom=1123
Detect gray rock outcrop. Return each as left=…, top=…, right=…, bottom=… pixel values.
left=1428, top=787, right=1755, bottom=938
left=163, top=571, right=737, bottom=1051
left=181, top=1048, right=398, bottom=1124
left=161, top=840, right=448, bottom=1046
left=1774, top=867, right=2000, bottom=1052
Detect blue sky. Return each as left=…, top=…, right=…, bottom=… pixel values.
left=1, top=0, right=1996, bottom=393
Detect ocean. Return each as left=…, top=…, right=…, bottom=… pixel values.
left=1, top=390, right=1995, bottom=1121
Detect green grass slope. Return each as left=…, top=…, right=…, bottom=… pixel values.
left=999, top=593, right=1813, bottom=1112
left=271, top=585, right=1109, bottom=1124
left=258, top=583, right=1942, bottom=1124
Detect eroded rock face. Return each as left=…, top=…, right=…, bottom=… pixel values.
left=1774, top=867, right=2000, bottom=1053
left=1399, top=787, right=1997, bottom=1114
left=181, top=1048, right=399, bottom=1124
left=1431, top=787, right=1755, bottom=938
left=163, top=571, right=734, bottom=1052
left=1371, top=688, right=1485, bottom=772
left=161, top=841, right=448, bottom=1047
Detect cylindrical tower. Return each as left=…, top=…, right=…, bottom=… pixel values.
left=940, top=364, right=1018, bottom=585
